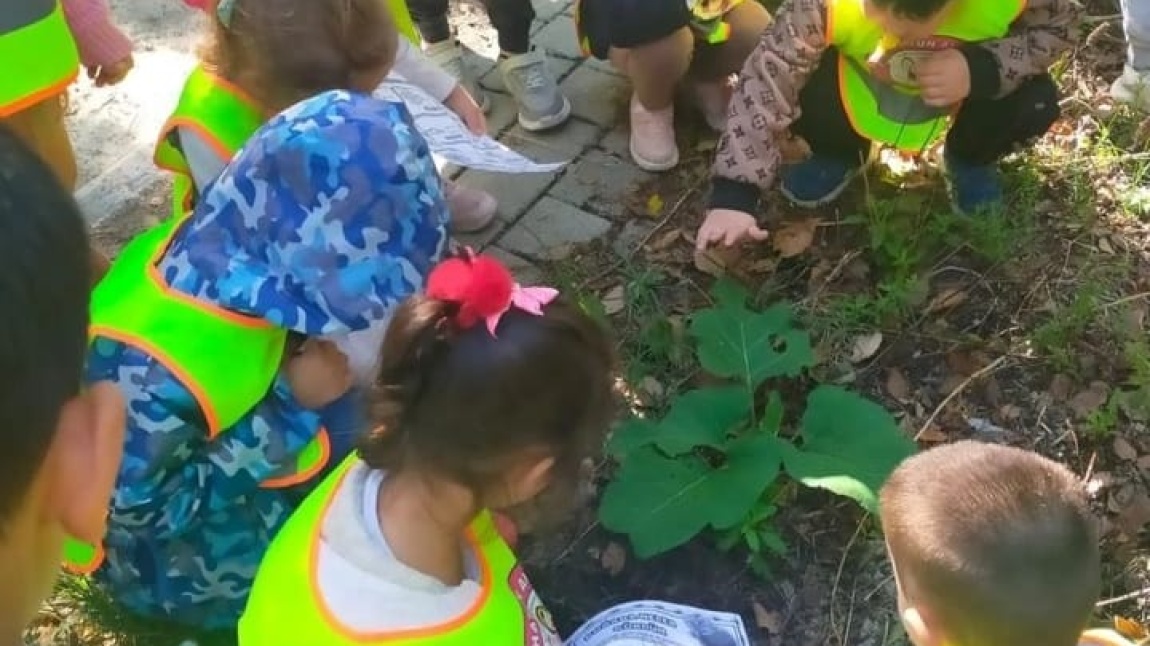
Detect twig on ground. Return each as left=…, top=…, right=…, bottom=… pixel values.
left=829, top=515, right=868, bottom=643
left=626, top=186, right=699, bottom=261
left=1102, top=291, right=1150, bottom=310
left=914, top=356, right=1008, bottom=441
left=1096, top=585, right=1150, bottom=608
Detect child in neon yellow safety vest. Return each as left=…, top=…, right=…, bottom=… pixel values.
left=879, top=441, right=1131, bottom=646
left=0, top=127, right=125, bottom=643
left=166, top=0, right=497, bottom=233
left=696, top=0, right=1083, bottom=252
left=1, top=0, right=134, bottom=283
left=239, top=251, right=616, bottom=646
left=85, top=89, right=450, bottom=633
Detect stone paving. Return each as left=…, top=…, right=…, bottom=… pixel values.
left=448, top=0, right=649, bottom=283
left=74, top=0, right=653, bottom=282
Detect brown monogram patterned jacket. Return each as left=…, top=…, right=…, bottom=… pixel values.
left=708, top=0, right=1082, bottom=214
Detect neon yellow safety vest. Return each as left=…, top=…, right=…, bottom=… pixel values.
left=153, top=66, right=265, bottom=218
left=154, top=0, right=420, bottom=219
left=239, top=457, right=563, bottom=646
left=829, top=0, right=1025, bottom=152
left=0, top=0, right=79, bottom=117
left=63, top=216, right=332, bottom=574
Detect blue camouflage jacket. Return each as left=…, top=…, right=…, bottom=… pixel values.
left=85, top=91, right=449, bottom=630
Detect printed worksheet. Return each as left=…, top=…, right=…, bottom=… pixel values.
left=375, top=74, right=567, bottom=174
left=567, top=601, right=752, bottom=646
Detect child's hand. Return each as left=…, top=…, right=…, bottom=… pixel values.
left=696, top=208, right=770, bottom=250
left=916, top=49, right=970, bottom=108
left=88, top=55, right=134, bottom=88
left=285, top=339, right=353, bottom=410
left=444, top=85, right=487, bottom=136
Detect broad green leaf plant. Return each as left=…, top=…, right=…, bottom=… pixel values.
left=599, top=280, right=916, bottom=564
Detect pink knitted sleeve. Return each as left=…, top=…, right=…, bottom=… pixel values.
left=60, top=0, right=133, bottom=69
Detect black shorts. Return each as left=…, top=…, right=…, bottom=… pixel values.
left=576, top=0, right=693, bottom=59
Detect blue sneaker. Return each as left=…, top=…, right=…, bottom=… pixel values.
left=780, top=155, right=859, bottom=208
left=944, top=151, right=1004, bottom=215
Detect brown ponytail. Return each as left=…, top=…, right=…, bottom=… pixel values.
left=358, top=293, right=615, bottom=514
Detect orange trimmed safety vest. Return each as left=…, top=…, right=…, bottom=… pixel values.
left=155, top=0, right=422, bottom=219
left=0, top=0, right=79, bottom=117
left=238, top=457, right=563, bottom=646
left=63, top=215, right=332, bottom=574
left=828, top=0, right=1025, bottom=152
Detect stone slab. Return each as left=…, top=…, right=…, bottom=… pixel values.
left=549, top=149, right=652, bottom=221
left=559, top=62, right=629, bottom=129
left=499, top=196, right=611, bottom=259
left=532, top=15, right=582, bottom=60
left=485, top=246, right=545, bottom=284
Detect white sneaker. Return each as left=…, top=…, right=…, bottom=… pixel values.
left=1111, top=65, right=1150, bottom=112
left=499, top=49, right=571, bottom=131
left=445, top=180, right=497, bottom=233
left=425, top=40, right=490, bottom=113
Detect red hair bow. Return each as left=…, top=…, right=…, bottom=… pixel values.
left=426, top=251, right=559, bottom=336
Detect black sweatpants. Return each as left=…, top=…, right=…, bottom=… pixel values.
left=792, top=48, right=1061, bottom=166
left=408, top=0, right=535, bottom=54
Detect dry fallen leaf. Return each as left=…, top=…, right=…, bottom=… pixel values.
left=1137, top=454, right=1150, bottom=474
left=752, top=601, right=783, bottom=634
left=600, top=542, right=627, bottom=576
left=694, top=246, right=741, bottom=277
left=771, top=218, right=819, bottom=258
left=917, top=425, right=948, bottom=443
left=1113, top=436, right=1139, bottom=462
left=1069, top=381, right=1111, bottom=418
left=647, top=228, right=682, bottom=252
left=601, top=285, right=626, bottom=316
left=1048, top=374, right=1073, bottom=401
left=1114, top=615, right=1150, bottom=640
left=850, top=332, right=884, bottom=363
left=885, top=367, right=911, bottom=401
left=1110, top=485, right=1150, bottom=538
left=925, top=286, right=968, bottom=314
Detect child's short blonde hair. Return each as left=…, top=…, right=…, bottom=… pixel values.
left=880, top=441, right=1100, bottom=646
left=200, top=0, right=397, bottom=112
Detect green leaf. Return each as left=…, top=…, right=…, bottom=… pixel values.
left=711, top=278, right=748, bottom=309
left=758, top=527, right=788, bottom=555
left=758, top=391, right=785, bottom=435
left=690, top=300, right=814, bottom=388
left=780, top=386, right=915, bottom=512
left=607, top=417, right=662, bottom=458
left=654, top=386, right=751, bottom=454
left=599, top=436, right=784, bottom=557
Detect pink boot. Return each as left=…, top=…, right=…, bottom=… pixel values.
left=629, top=94, right=679, bottom=172
left=445, top=180, right=497, bottom=233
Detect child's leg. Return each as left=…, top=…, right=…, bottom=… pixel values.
left=2, top=93, right=78, bottom=190
left=407, top=0, right=452, bottom=44
left=2, top=93, right=111, bottom=282
left=480, top=0, right=533, bottom=54
left=944, top=74, right=1059, bottom=213
left=689, top=1, right=772, bottom=130
left=488, top=0, right=569, bottom=131
left=781, top=49, right=871, bottom=207
left=1121, top=0, right=1150, bottom=72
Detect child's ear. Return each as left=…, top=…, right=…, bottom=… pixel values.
left=48, top=381, right=124, bottom=544
left=501, top=455, right=555, bottom=508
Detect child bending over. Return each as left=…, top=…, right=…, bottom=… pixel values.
left=1, top=0, right=134, bottom=280
left=697, top=0, right=1082, bottom=250
left=76, top=90, right=449, bottom=630
left=238, top=252, right=615, bottom=645
left=0, top=126, right=124, bottom=641
left=577, top=0, right=770, bottom=171
left=164, top=0, right=495, bottom=232
left=880, top=441, right=1131, bottom=646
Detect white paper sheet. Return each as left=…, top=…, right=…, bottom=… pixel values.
left=375, top=74, right=568, bottom=174
left=567, top=601, right=752, bottom=646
